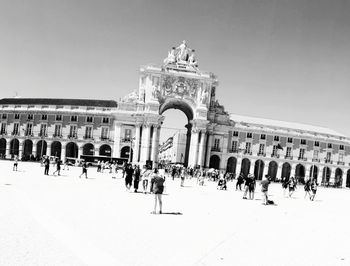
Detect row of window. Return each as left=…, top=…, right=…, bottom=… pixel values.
left=0, top=123, right=110, bottom=140
left=0, top=113, right=110, bottom=124
left=232, top=131, right=344, bottom=150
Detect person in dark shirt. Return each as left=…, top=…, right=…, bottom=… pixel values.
left=304, top=178, right=312, bottom=199
left=243, top=174, right=253, bottom=199
left=150, top=168, right=165, bottom=214
left=79, top=161, right=88, bottom=179
left=124, top=163, right=134, bottom=190
left=44, top=156, right=50, bottom=175
left=133, top=165, right=141, bottom=192
left=248, top=176, right=256, bottom=200
left=236, top=173, right=244, bottom=191
left=310, top=179, right=318, bottom=201
left=260, top=175, right=271, bottom=205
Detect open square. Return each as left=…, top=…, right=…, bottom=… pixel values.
left=1, top=160, right=349, bottom=266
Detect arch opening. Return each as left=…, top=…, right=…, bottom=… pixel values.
left=51, top=141, right=62, bottom=158
left=37, top=140, right=47, bottom=159
left=240, top=158, right=251, bottom=178
left=0, top=138, right=6, bottom=158
left=226, top=157, right=237, bottom=175
left=66, top=142, right=78, bottom=158
left=268, top=161, right=278, bottom=181
left=254, top=159, right=264, bottom=180
left=209, top=155, right=220, bottom=169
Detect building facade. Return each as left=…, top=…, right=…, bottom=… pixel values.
left=0, top=40, right=349, bottom=187
left=158, top=132, right=187, bottom=164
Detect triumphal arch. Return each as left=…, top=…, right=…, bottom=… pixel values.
left=115, top=40, right=225, bottom=167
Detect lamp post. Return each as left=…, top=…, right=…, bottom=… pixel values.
left=128, top=137, right=135, bottom=163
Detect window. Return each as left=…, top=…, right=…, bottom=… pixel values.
left=14, top=114, right=20, bottom=120
left=1, top=113, right=7, bottom=119
left=326, top=152, right=332, bottom=161
left=273, top=136, right=279, bottom=141
left=102, top=117, right=110, bottom=124
left=328, top=143, right=333, bottom=149
left=40, top=124, right=47, bottom=137
left=299, top=148, right=305, bottom=159
left=0, top=123, right=6, bottom=134
left=213, top=139, right=220, bottom=150
left=314, top=141, right=319, bottom=147
left=41, top=114, right=48, bottom=120
left=340, top=145, right=344, bottom=150
left=233, top=131, right=239, bottom=137
left=56, top=115, right=62, bottom=121
left=246, top=132, right=252, bottom=139
left=231, top=140, right=238, bottom=152
left=13, top=123, right=19, bottom=135
left=26, top=123, right=33, bottom=136
left=27, top=114, right=33, bottom=120
left=260, top=134, right=266, bottom=140
left=71, top=115, right=78, bottom=122
left=86, top=116, right=93, bottom=123
left=313, top=150, right=319, bottom=159
left=124, top=129, right=132, bottom=141
left=85, top=126, right=93, bottom=139
left=258, top=144, right=265, bottom=155
left=101, top=127, right=109, bottom=139
left=272, top=145, right=278, bottom=156
left=245, top=142, right=251, bottom=154
left=287, top=137, right=293, bottom=143
left=54, top=124, right=62, bottom=137
left=338, top=153, right=344, bottom=162
left=300, top=139, right=306, bottom=145
left=69, top=125, right=77, bottom=138
left=286, top=147, right=292, bottom=157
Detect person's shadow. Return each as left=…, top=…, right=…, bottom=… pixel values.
left=161, top=212, right=183, bottom=215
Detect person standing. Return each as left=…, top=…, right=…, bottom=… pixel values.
left=44, top=156, right=50, bottom=175
left=62, top=158, right=69, bottom=170
left=236, top=173, right=244, bottom=191
left=53, top=159, right=61, bottom=176
left=150, top=168, right=165, bottom=214
left=133, top=165, right=141, bottom=192
left=304, top=178, right=312, bottom=199
left=248, top=175, right=256, bottom=200
left=13, top=155, right=18, bottom=171
left=124, top=164, right=134, bottom=190
left=288, top=176, right=297, bottom=197
left=180, top=167, right=186, bottom=187
left=310, top=179, right=318, bottom=201
left=243, top=174, right=253, bottom=199
left=79, top=161, right=88, bottom=179
left=261, top=175, right=271, bottom=205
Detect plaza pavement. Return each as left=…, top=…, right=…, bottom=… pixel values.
left=0, top=160, right=349, bottom=266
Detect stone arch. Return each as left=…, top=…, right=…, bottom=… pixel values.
left=240, top=158, right=251, bottom=178
left=295, top=163, right=306, bottom=183
left=268, top=161, right=278, bottom=181
left=281, top=162, right=291, bottom=180
left=51, top=141, right=62, bottom=158
left=346, top=170, right=350, bottom=188
left=10, top=139, right=19, bottom=157
left=36, top=140, right=47, bottom=158
left=226, top=156, right=237, bottom=174
left=209, top=155, right=220, bottom=169
left=23, top=139, right=33, bottom=160
left=99, top=144, right=112, bottom=157
left=83, top=143, right=95, bottom=156
left=120, top=146, right=133, bottom=161
left=159, top=98, right=194, bottom=121
left=66, top=142, right=78, bottom=158
left=254, top=159, right=265, bottom=180
left=322, top=167, right=331, bottom=186
left=309, top=165, right=318, bottom=180
left=0, top=138, right=6, bottom=158
left=334, top=168, right=343, bottom=188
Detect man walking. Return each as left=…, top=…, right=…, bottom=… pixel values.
left=44, top=156, right=50, bottom=175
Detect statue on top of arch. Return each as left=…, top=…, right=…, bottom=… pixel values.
left=163, top=40, right=199, bottom=72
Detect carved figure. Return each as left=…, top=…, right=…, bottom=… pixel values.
left=163, top=47, right=176, bottom=65
left=188, top=50, right=198, bottom=67
left=176, top=40, right=189, bottom=62
left=200, top=86, right=208, bottom=105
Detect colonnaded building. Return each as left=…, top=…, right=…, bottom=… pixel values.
left=0, top=41, right=350, bottom=187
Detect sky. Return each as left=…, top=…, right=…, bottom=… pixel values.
left=0, top=0, right=349, bottom=141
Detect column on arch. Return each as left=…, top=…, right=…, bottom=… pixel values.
left=204, top=133, right=213, bottom=168
left=150, top=125, right=160, bottom=166
left=276, top=163, right=282, bottom=180
left=249, top=159, right=255, bottom=176
left=112, top=122, right=122, bottom=158
left=188, top=128, right=200, bottom=168
left=32, top=141, right=37, bottom=157
left=133, top=124, right=141, bottom=162
left=197, top=130, right=207, bottom=168
left=18, top=141, right=23, bottom=159
left=61, top=143, right=66, bottom=162
left=140, top=123, right=151, bottom=163
left=262, top=161, right=269, bottom=177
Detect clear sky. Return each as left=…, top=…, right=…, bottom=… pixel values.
left=0, top=0, right=349, bottom=141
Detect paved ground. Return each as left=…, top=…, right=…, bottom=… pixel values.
left=0, top=160, right=349, bottom=266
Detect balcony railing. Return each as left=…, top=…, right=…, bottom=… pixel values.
left=11, top=132, right=20, bottom=136
left=257, top=152, right=266, bottom=157
left=244, top=151, right=252, bottom=155
left=271, top=154, right=280, bottom=159
left=53, top=134, right=62, bottom=138
left=0, top=131, right=7, bottom=135
left=312, top=158, right=320, bottom=162
left=121, top=138, right=132, bottom=143
left=68, top=134, right=78, bottom=139
left=83, top=135, right=94, bottom=140
left=228, top=149, right=238, bottom=153
left=284, top=155, right=293, bottom=160
left=324, top=159, right=333, bottom=164
left=298, top=157, right=307, bottom=161
left=100, top=137, right=112, bottom=142
left=38, top=132, right=48, bottom=137
left=211, top=147, right=221, bottom=152
left=337, top=161, right=345, bottom=166
left=25, top=132, right=34, bottom=137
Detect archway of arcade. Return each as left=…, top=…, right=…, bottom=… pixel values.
left=159, top=100, right=198, bottom=168
left=254, top=159, right=265, bottom=180
left=0, top=138, right=6, bottom=158
left=37, top=140, right=47, bottom=158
